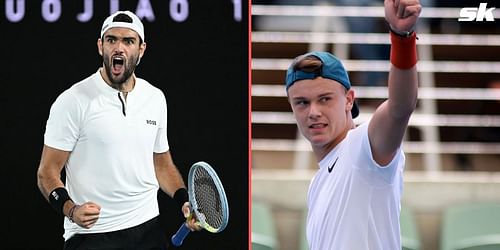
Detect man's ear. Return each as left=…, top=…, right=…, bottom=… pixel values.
left=139, top=42, right=147, bottom=58
left=97, top=38, right=103, bottom=56
left=345, top=89, right=355, bottom=111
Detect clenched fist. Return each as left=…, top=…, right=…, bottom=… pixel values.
left=385, top=0, right=422, bottom=33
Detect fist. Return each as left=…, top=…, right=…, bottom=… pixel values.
left=73, top=201, right=101, bottom=229
left=384, top=0, right=422, bottom=32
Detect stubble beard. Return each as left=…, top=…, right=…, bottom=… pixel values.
left=103, top=53, right=139, bottom=88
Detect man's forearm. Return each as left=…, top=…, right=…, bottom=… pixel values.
left=387, top=65, right=418, bottom=118
left=387, top=31, right=418, bottom=118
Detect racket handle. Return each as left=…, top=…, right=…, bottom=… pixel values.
left=171, top=222, right=191, bottom=247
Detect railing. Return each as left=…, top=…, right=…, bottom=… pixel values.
left=251, top=4, right=500, bottom=171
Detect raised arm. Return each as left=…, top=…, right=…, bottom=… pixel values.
left=368, top=0, right=421, bottom=165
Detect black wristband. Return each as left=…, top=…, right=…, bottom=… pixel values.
left=173, top=188, right=189, bottom=207
left=49, top=187, right=71, bottom=215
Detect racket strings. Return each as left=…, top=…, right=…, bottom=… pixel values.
left=193, top=167, right=224, bottom=229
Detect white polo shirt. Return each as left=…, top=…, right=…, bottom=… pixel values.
left=306, top=121, right=405, bottom=250
left=44, top=69, right=169, bottom=240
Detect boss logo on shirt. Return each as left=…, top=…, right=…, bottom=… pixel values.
left=146, top=120, right=157, bottom=125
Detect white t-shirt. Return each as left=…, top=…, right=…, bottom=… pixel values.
left=306, top=121, right=405, bottom=250
left=44, top=70, right=169, bottom=240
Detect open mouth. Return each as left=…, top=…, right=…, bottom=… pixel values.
left=309, top=123, right=327, bottom=129
left=112, top=56, right=125, bottom=75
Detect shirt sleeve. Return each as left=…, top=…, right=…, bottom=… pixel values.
left=44, top=90, right=82, bottom=151
left=352, top=121, right=405, bottom=184
left=154, top=91, right=169, bottom=153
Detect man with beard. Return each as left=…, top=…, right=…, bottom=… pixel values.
left=37, top=10, right=199, bottom=249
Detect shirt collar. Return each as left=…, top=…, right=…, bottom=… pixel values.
left=94, top=68, right=141, bottom=95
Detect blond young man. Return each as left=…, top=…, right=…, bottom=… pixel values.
left=285, top=0, right=421, bottom=249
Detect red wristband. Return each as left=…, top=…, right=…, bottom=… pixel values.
left=390, top=31, right=417, bottom=69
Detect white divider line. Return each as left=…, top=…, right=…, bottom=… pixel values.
left=252, top=31, right=500, bottom=47
left=251, top=85, right=500, bottom=101
left=251, top=5, right=500, bottom=19
left=252, top=139, right=500, bottom=154
left=251, top=111, right=500, bottom=127
left=252, top=58, right=500, bottom=73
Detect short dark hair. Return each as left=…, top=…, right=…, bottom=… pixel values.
left=113, top=13, right=133, bottom=23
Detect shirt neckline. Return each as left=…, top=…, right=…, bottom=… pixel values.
left=94, top=68, right=141, bottom=95
left=319, top=138, right=346, bottom=170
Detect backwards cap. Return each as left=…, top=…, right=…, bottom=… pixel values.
left=100, top=10, right=145, bottom=42
left=285, top=51, right=359, bottom=118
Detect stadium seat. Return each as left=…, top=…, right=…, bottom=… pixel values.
left=401, top=206, right=421, bottom=250
left=441, top=203, right=500, bottom=250
left=299, top=209, right=308, bottom=250
left=252, top=200, right=278, bottom=250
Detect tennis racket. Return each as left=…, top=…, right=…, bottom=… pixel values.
left=171, top=161, right=229, bottom=246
